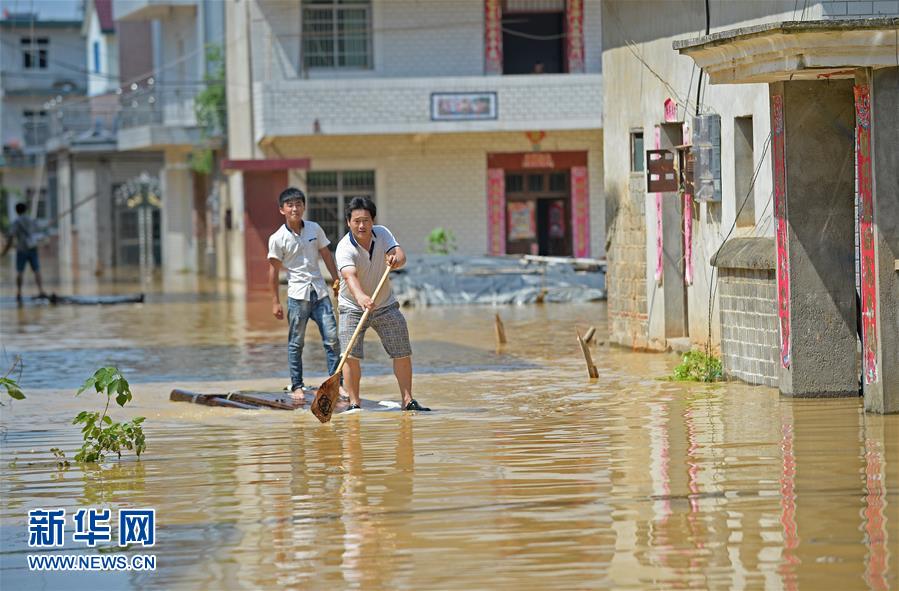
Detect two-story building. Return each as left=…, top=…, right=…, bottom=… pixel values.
left=0, top=11, right=85, bottom=240
left=113, top=0, right=225, bottom=278
left=43, top=0, right=164, bottom=283
left=224, top=0, right=604, bottom=289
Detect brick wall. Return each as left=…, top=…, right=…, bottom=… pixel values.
left=719, top=268, right=779, bottom=387
left=607, top=173, right=648, bottom=348
left=821, top=0, right=899, bottom=17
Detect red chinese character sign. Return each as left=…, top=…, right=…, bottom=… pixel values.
left=566, top=0, right=585, bottom=73
left=854, top=84, right=878, bottom=385
left=771, top=95, right=792, bottom=369
left=664, top=98, right=677, bottom=123
left=571, top=166, right=590, bottom=257
left=487, top=168, right=505, bottom=255
left=484, top=0, right=502, bottom=75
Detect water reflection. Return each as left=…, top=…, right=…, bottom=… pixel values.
left=0, top=282, right=896, bottom=590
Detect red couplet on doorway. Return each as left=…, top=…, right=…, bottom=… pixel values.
left=486, top=151, right=589, bottom=258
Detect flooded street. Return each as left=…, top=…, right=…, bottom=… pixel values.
left=0, top=282, right=896, bottom=590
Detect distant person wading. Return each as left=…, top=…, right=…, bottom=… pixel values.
left=2, top=202, right=48, bottom=304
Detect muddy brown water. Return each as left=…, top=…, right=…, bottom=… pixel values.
left=0, top=281, right=896, bottom=590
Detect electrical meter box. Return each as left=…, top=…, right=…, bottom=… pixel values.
left=692, top=114, right=721, bottom=202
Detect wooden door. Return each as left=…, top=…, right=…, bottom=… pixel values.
left=243, top=170, right=288, bottom=290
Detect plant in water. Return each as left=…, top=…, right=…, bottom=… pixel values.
left=69, top=367, right=146, bottom=463
left=426, top=227, right=456, bottom=254
left=50, top=447, right=69, bottom=469
left=672, top=350, right=723, bottom=382
left=1, top=357, right=25, bottom=404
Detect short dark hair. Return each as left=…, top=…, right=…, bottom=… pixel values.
left=15, top=202, right=27, bottom=214
left=278, top=187, right=306, bottom=206
left=345, top=196, right=376, bottom=222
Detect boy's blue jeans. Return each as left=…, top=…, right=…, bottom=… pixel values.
left=287, top=291, right=340, bottom=392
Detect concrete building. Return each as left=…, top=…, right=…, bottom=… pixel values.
left=600, top=1, right=898, bottom=413
left=225, top=0, right=604, bottom=290
left=0, top=11, right=85, bottom=239
left=114, top=0, right=225, bottom=278
left=678, top=18, right=899, bottom=413
left=42, top=0, right=163, bottom=284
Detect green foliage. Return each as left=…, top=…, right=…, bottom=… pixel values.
left=50, top=447, right=69, bottom=469
left=70, top=368, right=146, bottom=463
left=189, top=149, right=214, bottom=176
left=426, top=227, right=456, bottom=254
left=1, top=357, right=25, bottom=404
left=672, top=350, right=723, bottom=383
left=190, top=44, right=226, bottom=175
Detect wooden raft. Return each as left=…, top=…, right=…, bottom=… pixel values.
left=170, top=389, right=398, bottom=413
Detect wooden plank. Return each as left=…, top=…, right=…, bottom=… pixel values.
left=170, top=389, right=259, bottom=409
left=170, top=388, right=403, bottom=413
left=226, top=390, right=303, bottom=410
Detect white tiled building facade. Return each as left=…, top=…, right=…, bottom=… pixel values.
left=226, top=0, right=604, bottom=288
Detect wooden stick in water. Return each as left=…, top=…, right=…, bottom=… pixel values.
left=494, top=313, right=507, bottom=346
left=577, top=329, right=599, bottom=379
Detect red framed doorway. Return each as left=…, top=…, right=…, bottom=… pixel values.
left=486, top=151, right=590, bottom=257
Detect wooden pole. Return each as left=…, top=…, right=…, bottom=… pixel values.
left=494, top=313, right=507, bottom=346
left=584, top=326, right=596, bottom=344
left=576, top=329, right=599, bottom=379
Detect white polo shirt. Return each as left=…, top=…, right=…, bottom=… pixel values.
left=267, top=221, right=330, bottom=301
left=335, top=225, right=399, bottom=311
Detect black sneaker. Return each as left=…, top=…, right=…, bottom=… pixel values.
left=346, top=404, right=362, bottom=412
left=403, top=399, right=430, bottom=411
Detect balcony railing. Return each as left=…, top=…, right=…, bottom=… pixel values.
left=1, top=148, right=40, bottom=168
left=47, top=102, right=120, bottom=139
left=255, top=73, right=603, bottom=138
left=119, top=85, right=200, bottom=130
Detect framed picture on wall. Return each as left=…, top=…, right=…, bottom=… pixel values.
left=430, top=92, right=498, bottom=121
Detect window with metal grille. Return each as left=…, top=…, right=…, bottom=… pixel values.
left=302, top=0, right=371, bottom=69
left=21, top=37, right=49, bottom=70
left=307, top=171, right=376, bottom=246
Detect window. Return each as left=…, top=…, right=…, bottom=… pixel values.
left=630, top=130, right=644, bottom=172
left=21, top=37, right=49, bottom=69
left=307, top=170, right=375, bottom=246
left=302, top=0, right=371, bottom=69
left=23, top=110, right=48, bottom=146
left=93, top=41, right=101, bottom=73
left=733, top=116, right=754, bottom=227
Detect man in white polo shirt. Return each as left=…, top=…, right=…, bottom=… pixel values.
left=268, top=187, right=341, bottom=404
left=335, top=196, right=430, bottom=412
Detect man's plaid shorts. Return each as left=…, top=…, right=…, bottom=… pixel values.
left=338, top=302, right=412, bottom=359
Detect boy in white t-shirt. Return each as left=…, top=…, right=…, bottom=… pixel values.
left=334, top=196, right=430, bottom=412
left=267, top=187, right=341, bottom=404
